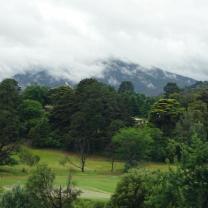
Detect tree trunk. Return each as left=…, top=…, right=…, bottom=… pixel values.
left=79, top=138, right=89, bottom=172
left=111, top=157, right=115, bottom=173
left=81, top=153, right=86, bottom=172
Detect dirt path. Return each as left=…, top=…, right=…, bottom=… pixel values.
left=80, top=188, right=111, bottom=199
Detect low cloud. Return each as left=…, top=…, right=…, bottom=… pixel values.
left=0, top=0, right=208, bottom=81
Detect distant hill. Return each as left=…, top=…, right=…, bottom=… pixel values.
left=98, top=60, right=196, bottom=96
left=12, top=60, right=197, bottom=96
left=14, top=70, right=74, bottom=88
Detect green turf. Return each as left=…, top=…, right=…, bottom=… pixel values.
left=0, top=147, right=123, bottom=193
left=0, top=147, right=170, bottom=199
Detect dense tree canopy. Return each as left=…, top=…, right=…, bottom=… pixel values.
left=0, top=110, right=20, bottom=165
left=0, top=79, right=20, bottom=109
left=118, top=81, right=134, bottom=93
left=164, top=82, right=181, bottom=97
left=0, top=79, right=21, bottom=164
left=113, top=127, right=153, bottom=168
left=149, top=99, right=182, bottom=135
left=22, top=85, right=48, bottom=106
left=19, top=99, right=44, bottom=137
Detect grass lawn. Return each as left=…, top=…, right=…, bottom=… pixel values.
left=0, top=147, right=171, bottom=199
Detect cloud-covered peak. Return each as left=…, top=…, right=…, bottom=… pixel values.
left=0, top=0, right=208, bottom=80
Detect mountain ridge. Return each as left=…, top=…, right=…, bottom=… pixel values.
left=98, top=60, right=196, bottom=95
left=12, top=60, right=197, bottom=96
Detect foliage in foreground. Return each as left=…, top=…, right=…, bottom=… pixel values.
left=108, top=136, right=208, bottom=208
left=74, top=199, right=106, bottom=208
left=0, top=164, right=80, bottom=208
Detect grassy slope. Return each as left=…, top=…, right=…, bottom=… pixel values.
left=0, top=147, right=170, bottom=199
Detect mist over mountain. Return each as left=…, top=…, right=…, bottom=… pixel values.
left=14, top=70, right=74, bottom=89
left=13, top=60, right=196, bottom=96
left=99, top=60, right=196, bottom=95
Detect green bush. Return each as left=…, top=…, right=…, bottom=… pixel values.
left=74, top=199, right=106, bottom=208
left=108, top=169, right=154, bottom=208
left=0, top=186, right=31, bottom=208
left=0, top=165, right=80, bottom=208
left=18, top=147, right=40, bottom=167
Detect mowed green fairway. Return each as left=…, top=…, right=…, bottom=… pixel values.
left=0, top=147, right=170, bottom=199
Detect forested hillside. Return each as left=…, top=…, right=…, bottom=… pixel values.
left=0, top=78, right=208, bottom=208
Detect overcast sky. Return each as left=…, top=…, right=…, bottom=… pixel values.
left=1, top=0, right=208, bottom=81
